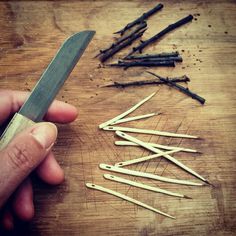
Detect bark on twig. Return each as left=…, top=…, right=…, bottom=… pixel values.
left=95, top=22, right=147, bottom=58
left=100, top=29, right=146, bottom=62
left=108, top=60, right=175, bottom=69
left=104, top=75, right=190, bottom=88
left=146, top=71, right=205, bottom=104
left=125, top=15, right=193, bottom=57
left=126, top=56, right=183, bottom=62
left=125, top=52, right=180, bottom=60
left=114, top=3, right=163, bottom=35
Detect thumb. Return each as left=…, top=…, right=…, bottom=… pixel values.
left=0, top=122, right=57, bottom=208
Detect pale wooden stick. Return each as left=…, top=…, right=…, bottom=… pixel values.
left=86, top=183, right=175, bottom=219
left=115, top=140, right=198, bottom=153
left=116, top=131, right=208, bottom=183
left=103, top=126, right=198, bottom=139
left=110, top=112, right=159, bottom=125
left=99, top=92, right=156, bottom=129
left=115, top=150, right=179, bottom=167
left=99, top=164, right=203, bottom=186
left=104, top=174, right=191, bottom=198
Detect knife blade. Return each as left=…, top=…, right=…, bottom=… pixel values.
left=0, top=30, right=95, bottom=149
left=20, top=30, right=95, bottom=121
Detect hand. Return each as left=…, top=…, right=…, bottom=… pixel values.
left=0, top=90, right=78, bottom=230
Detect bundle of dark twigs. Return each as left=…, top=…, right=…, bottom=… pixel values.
left=97, top=3, right=205, bottom=105
left=96, top=3, right=193, bottom=64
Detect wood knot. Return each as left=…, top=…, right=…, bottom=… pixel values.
left=11, top=33, right=24, bottom=48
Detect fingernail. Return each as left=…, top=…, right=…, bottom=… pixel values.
left=31, top=123, right=57, bottom=149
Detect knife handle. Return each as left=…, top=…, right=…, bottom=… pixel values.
left=0, top=113, right=35, bottom=150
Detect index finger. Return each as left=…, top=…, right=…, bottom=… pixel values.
left=0, top=90, right=78, bottom=124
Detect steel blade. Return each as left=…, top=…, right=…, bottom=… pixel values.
left=19, top=30, right=95, bottom=122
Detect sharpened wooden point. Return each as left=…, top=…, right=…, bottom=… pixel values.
left=204, top=180, right=214, bottom=187
left=183, top=195, right=192, bottom=199
left=86, top=182, right=175, bottom=219
left=99, top=92, right=156, bottom=129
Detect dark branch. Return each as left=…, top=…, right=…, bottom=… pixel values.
left=108, top=60, right=175, bottom=69
left=95, top=22, right=147, bottom=58
left=146, top=71, right=205, bottom=104
left=114, top=3, right=163, bottom=35
left=125, top=14, right=193, bottom=57
left=104, top=75, right=190, bottom=88
left=100, top=29, right=146, bottom=63
left=125, top=51, right=180, bottom=60
left=124, top=56, right=182, bottom=62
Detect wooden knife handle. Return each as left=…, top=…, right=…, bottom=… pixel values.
left=0, top=113, right=35, bottom=150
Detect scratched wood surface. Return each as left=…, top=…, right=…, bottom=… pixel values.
left=0, top=0, right=236, bottom=235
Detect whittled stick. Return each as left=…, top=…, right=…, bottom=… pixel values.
left=115, top=141, right=198, bottom=153
left=99, top=164, right=203, bottom=186
left=104, top=174, right=191, bottom=198
left=103, top=126, right=198, bottom=139
left=99, top=92, right=156, bottom=129
left=115, top=150, right=180, bottom=167
left=116, top=131, right=208, bottom=183
left=110, top=112, right=159, bottom=125
left=86, top=183, right=175, bottom=219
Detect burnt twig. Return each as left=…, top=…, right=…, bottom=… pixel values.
left=125, top=56, right=182, bottom=62
left=125, top=52, right=180, bottom=60
left=104, top=75, right=190, bottom=88
left=100, top=29, right=146, bottom=63
left=125, top=14, right=193, bottom=57
left=95, top=22, right=147, bottom=58
left=146, top=71, right=205, bottom=104
left=108, top=60, right=175, bottom=69
left=114, top=3, right=163, bottom=35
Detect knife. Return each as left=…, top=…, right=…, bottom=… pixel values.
left=0, top=30, right=95, bottom=150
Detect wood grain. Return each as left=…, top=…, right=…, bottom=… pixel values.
left=0, top=1, right=236, bottom=235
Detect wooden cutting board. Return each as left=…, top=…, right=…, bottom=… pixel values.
left=0, top=1, right=235, bottom=235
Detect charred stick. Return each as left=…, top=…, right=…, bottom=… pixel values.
left=125, top=56, right=182, bottom=62
left=105, top=76, right=190, bottom=88
left=114, top=3, right=163, bottom=35
left=125, top=52, right=179, bottom=60
left=125, top=14, right=193, bottom=57
left=95, top=22, right=147, bottom=58
left=114, top=22, right=147, bottom=45
left=100, top=29, right=146, bottom=63
left=146, top=71, right=205, bottom=104
left=108, top=60, right=175, bottom=69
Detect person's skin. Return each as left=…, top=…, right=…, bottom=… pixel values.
left=0, top=90, right=78, bottom=230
